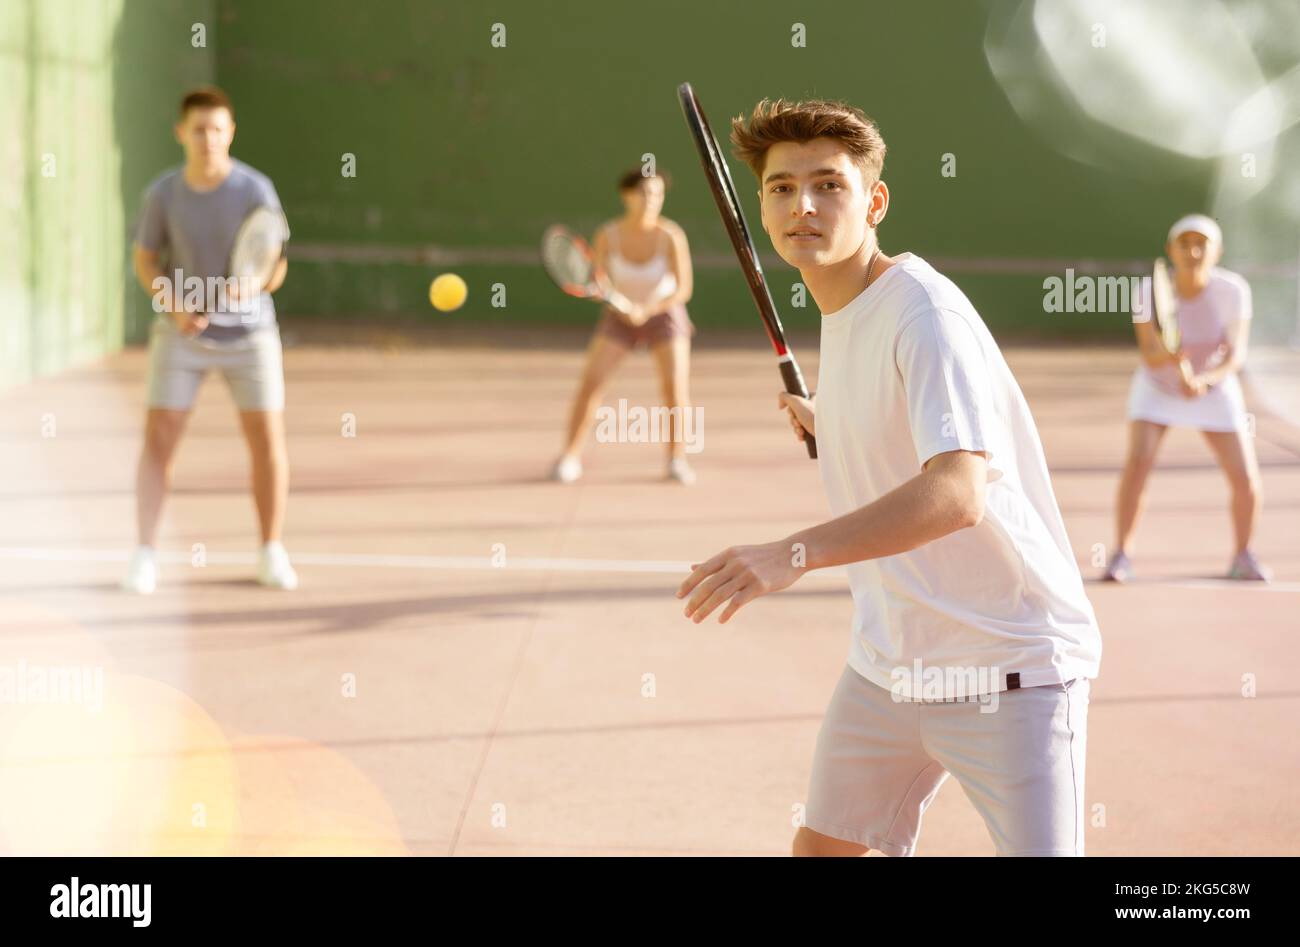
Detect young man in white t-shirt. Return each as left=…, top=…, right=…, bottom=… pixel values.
left=676, top=99, right=1102, bottom=857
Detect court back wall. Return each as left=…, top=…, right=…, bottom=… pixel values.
left=210, top=0, right=1216, bottom=339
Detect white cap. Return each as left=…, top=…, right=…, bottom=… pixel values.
left=1167, top=213, right=1222, bottom=247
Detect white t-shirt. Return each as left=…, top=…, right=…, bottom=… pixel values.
left=816, top=253, right=1101, bottom=699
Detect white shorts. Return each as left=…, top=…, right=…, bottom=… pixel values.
left=1126, top=368, right=1246, bottom=432
left=805, top=665, right=1090, bottom=857
left=146, top=318, right=285, bottom=412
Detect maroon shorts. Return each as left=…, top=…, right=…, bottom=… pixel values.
left=595, top=304, right=695, bottom=350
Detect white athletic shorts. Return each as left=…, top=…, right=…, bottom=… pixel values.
left=805, top=665, right=1090, bottom=857
left=146, top=318, right=285, bottom=412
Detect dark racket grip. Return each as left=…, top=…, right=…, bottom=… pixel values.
left=778, top=356, right=817, bottom=459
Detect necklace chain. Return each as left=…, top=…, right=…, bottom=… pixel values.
left=865, top=248, right=882, bottom=289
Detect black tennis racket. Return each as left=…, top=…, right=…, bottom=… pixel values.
left=677, top=82, right=816, bottom=458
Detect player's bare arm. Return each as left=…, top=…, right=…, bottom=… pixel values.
left=133, top=244, right=166, bottom=296
left=654, top=220, right=694, bottom=309
left=677, top=449, right=989, bottom=623
left=264, top=256, right=288, bottom=294
left=590, top=225, right=635, bottom=319
left=1133, top=310, right=1181, bottom=370
left=228, top=255, right=287, bottom=301
left=1134, top=309, right=1202, bottom=396
left=134, top=244, right=207, bottom=336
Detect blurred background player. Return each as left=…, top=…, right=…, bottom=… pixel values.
left=1105, top=214, right=1269, bottom=582
left=121, top=86, right=298, bottom=594
left=551, top=170, right=697, bottom=484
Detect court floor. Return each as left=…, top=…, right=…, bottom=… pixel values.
left=1, top=327, right=1297, bottom=855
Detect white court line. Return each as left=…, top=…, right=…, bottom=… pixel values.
left=1, top=547, right=1296, bottom=590
left=1155, top=578, right=1300, bottom=594
left=0, top=546, right=846, bottom=579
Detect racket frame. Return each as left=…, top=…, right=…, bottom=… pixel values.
left=541, top=224, right=635, bottom=315
left=678, top=81, right=817, bottom=458
left=228, top=205, right=287, bottom=288
left=541, top=224, right=601, bottom=299
left=1150, top=257, right=1182, bottom=357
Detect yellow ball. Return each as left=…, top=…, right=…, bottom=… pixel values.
left=429, top=273, right=468, bottom=312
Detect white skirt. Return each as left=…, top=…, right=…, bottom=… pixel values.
left=1125, top=368, right=1247, bottom=432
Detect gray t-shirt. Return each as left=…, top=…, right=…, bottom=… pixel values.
left=135, top=159, right=289, bottom=342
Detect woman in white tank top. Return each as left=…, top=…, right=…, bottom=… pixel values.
left=1105, top=214, right=1270, bottom=582
left=551, top=170, right=697, bottom=484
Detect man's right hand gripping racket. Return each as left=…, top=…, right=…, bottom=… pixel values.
left=677, top=82, right=817, bottom=459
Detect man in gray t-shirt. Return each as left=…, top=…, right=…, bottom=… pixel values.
left=136, top=155, right=289, bottom=342
left=123, top=86, right=299, bottom=594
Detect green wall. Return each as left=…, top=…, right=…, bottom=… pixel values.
left=7, top=0, right=1259, bottom=390
left=211, top=0, right=1214, bottom=337
left=0, top=0, right=214, bottom=389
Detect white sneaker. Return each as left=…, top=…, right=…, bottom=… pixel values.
left=667, top=457, right=697, bottom=485
left=121, top=545, right=158, bottom=594
left=258, top=541, right=299, bottom=590
left=1102, top=551, right=1134, bottom=583
left=551, top=455, right=583, bottom=483
left=1228, top=549, right=1272, bottom=582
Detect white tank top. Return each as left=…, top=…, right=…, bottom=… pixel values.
left=607, top=225, right=677, bottom=305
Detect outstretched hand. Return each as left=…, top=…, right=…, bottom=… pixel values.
left=676, top=541, right=804, bottom=624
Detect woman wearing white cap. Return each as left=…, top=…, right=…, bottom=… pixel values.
left=1105, top=214, right=1270, bottom=582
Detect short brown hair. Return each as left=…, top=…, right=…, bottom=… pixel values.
left=179, top=85, right=234, bottom=119
left=618, top=168, right=672, bottom=192
left=730, top=98, right=886, bottom=186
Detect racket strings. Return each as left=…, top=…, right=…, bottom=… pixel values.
left=1151, top=259, right=1181, bottom=353
left=542, top=229, right=595, bottom=294
left=230, top=208, right=286, bottom=283
left=231, top=232, right=276, bottom=276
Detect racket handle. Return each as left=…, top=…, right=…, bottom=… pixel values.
left=778, top=356, right=818, bottom=460
left=605, top=289, right=634, bottom=315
